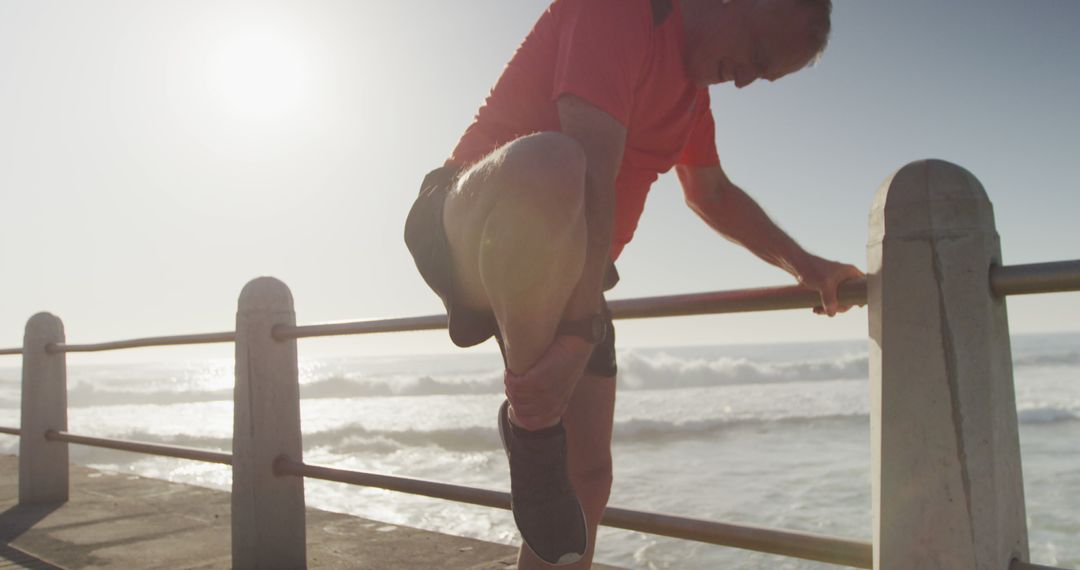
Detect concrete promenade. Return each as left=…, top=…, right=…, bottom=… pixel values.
left=0, top=456, right=622, bottom=569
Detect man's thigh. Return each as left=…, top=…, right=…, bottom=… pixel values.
left=441, top=131, right=588, bottom=312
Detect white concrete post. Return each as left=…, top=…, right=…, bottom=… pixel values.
left=868, top=160, right=1028, bottom=569
left=19, top=312, right=68, bottom=504
left=232, top=277, right=306, bottom=569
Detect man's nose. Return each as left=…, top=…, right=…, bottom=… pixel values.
left=735, top=74, right=758, bottom=89
left=733, top=66, right=760, bottom=89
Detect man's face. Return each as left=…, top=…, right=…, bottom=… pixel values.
left=684, top=0, right=821, bottom=88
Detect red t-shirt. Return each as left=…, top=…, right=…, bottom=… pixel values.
left=449, top=0, right=720, bottom=260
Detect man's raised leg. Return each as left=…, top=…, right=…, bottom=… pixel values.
left=442, top=131, right=595, bottom=565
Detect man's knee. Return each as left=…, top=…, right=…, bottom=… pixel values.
left=495, top=131, right=587, bottom=205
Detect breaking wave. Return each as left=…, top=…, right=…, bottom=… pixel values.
left=19, top=372, right=506, bottom=408
left=617, top=350, right=869, bottom=390
left=0, top=337, right=1075, bottom=410
left=1013, top=351, right=1080, bottom=367
left=80, top=414, right=870, bottom=455
left=1017, top=406, right=1079, bottom=425
left=96, top=404, right=1075, bottom=457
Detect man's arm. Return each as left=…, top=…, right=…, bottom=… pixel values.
left=676, top=162, right=864, bottom=315
left=557, top=94, right=626, bottom=321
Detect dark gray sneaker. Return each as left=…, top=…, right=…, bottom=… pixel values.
left=498, top=399, right=588, bottom=565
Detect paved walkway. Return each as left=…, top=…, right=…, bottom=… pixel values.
left=0, top=456, right=621, bottom=569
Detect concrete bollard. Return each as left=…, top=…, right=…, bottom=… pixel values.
left=232, top=277, right=307, bottom=569
left=867, top=160, right=1028, bottom=569
left=19, top=312, right=69, bottom=505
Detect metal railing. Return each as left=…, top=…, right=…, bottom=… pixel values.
left=48, top=331, right=235, bottom=355
left=1, top=279, right=882, bottom=568
left=2, top=160, right=1077, bottom=569
left=3, top=260, right=1074, bottom=357
left=275, top=448, right=874, bottom=568
left=2, top=260, right=1075, bottom=357
left=3, top=261, right=1077, bottom=568
left=44, top=430, right=232, bottom=465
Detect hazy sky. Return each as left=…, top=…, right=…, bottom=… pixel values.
left=1, top=0, right=1078, bottom=364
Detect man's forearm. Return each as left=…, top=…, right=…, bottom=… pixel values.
left=689, top=180, right=812, bottom=278
left=553, top=94, right=625, bottom=322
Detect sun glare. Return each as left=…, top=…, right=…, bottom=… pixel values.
left=209, top=28, right=311, bottom=121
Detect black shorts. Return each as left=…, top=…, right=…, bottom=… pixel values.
left=404, top=165, right=618, bottom=377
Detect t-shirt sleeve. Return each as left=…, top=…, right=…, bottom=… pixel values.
left=551, top=0, right=652, bottom=126
left=677, top=92, right=721, bottom=167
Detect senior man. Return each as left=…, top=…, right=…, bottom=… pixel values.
left=405, top=0, right=863, bottom=567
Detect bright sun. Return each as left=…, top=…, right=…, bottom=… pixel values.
left=209, top=28, right=311, bottom=121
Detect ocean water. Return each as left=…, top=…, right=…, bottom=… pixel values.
left=0, top=333, right=1077, bottom=569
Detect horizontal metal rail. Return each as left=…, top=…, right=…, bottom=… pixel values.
left=600, top=506, right=871, bottom=569
left=274, top=456, right=509, bottom=507
left=267, top=260, right=1077, bottom=339
left=992, top=259, right=1080, bottom=296
left=46, top=331, right=235, bottom=354
left=273, top=280, right=869, bottom=341
left=45, top=430, right=232, bottom=465
left=2, top=429, right=1056, bottom=569
left=274, top=314, right=447, bottom=341
left=275, top=457, right=872, bottom=569
left=0, top=259, right=1077, bottom=353
left=609, top=278, right=866, bottom=321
